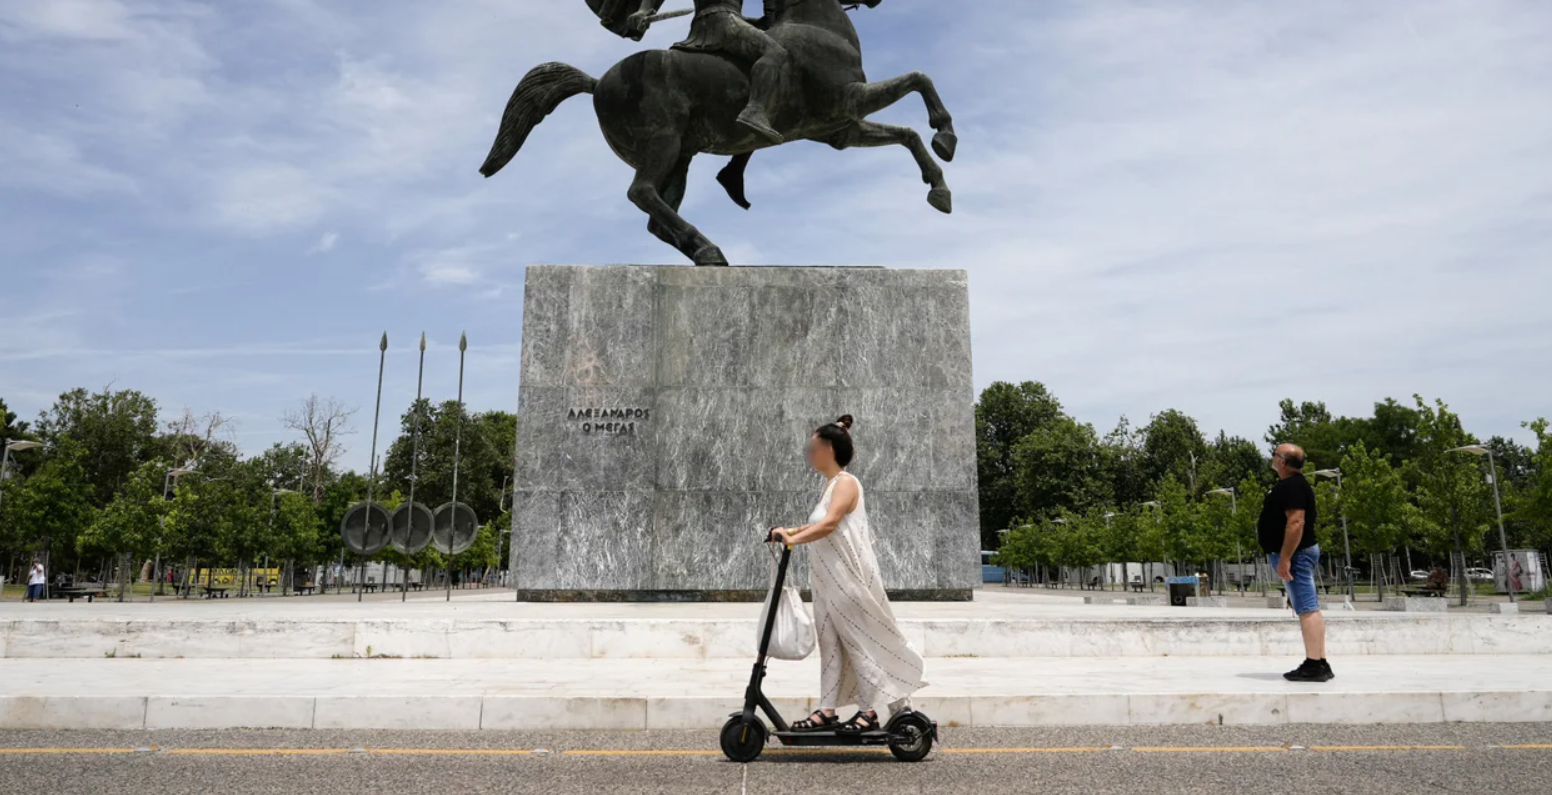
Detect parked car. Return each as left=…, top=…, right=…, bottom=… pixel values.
left=1466, top=567, right=1494, bottom=582
left=1410, top=570, right=1429, bottom=581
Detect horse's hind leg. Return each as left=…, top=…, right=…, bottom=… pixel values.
left=846, top=72, right=957, bottom=161
left=628, top=139, right=728, bottom=266
left=831, top=121, right=952, bottom=214
left=647, top=155, right=693, bottom=246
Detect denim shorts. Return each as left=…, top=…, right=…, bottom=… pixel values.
left=1269, top=545, right=1321, bottom=615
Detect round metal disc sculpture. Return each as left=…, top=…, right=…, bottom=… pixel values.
left=390, top=501, right=435, bottom=555
left=432, top=502, right=479, bottom=556
left=340, top=502, right=392, bottom=556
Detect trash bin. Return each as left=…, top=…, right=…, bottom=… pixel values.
left=1166, top=576, right=1198, bottom=607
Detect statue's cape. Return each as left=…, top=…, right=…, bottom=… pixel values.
left=585, top=0, right=639, bottom=40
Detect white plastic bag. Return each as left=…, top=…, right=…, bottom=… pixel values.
left=756, top=552, right=815, bottom=661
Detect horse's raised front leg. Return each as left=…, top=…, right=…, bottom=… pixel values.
left=627, top=138, right=728, bottom=266
left=829, top=121, right=951, bottom=214
left=846, top=72, right=957, bottom=162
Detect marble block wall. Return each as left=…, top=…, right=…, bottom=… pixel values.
left=511, top=266, right=979, bottom=601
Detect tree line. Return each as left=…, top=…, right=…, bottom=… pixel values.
left=0, top=388, right=515, bottom=593
left=978, top=382, right=1552, bottom=595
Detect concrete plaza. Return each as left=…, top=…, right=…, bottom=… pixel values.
left=0, top=588, right=1547, bottom=731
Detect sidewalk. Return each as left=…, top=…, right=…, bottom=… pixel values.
left=1, top=654, right=1547, bottom=730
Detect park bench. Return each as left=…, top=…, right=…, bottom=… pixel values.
left=292, top=584, right=316, bottom=596
left=1081, top=577, right=1103, bottom=591
left=54, top=586, right=109, bottom=603
left=201, top=586, right=230, bottom=599
left=1401, top=585, right=1447, bottom=598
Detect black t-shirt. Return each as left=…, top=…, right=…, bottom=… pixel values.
left=1257, top=473, right=1318, bottom=554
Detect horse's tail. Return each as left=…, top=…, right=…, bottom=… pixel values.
left=480, top=62, right=597, bottom=178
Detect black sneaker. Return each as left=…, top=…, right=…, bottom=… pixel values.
left=1284, top=658, right=1334, bottom=683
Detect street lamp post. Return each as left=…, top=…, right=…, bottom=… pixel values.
left=1448, top=446, right=1515, bottom=604
left=266, top=487, right=297, bottom=598
left=1312, top=469, right=1356, bottom=601
left=1140, top=501, right=1162, bottom=589
left=1, top=440, right=46, bottom=599
left=149, top=466, right=195, bottom=603
left=1206, top=488, right=1242, bottom=594
left=1103, top=512, right=1116, bottom=591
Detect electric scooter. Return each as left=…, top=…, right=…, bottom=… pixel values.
left=718, top=531, right=938, bottom=763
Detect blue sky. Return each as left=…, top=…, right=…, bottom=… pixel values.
left=2, top=0, right=1550, bottom=472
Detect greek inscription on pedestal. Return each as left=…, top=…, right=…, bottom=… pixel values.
left=568, top=407, right=650, bottom=436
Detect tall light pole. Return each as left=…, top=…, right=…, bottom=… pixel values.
left=1103, top=512, right=1116, bottom=591
left=1139, top=501, right=1163, bottom=588
left=1312, top=469, right=1356, bottom=601
left=148, top=465, right=195, bottom=603
left=1448, top=445, right=1515, bottom=603
left=2, top=440, right=46, bottom=598
left=266, top=487, right=297, bottom=598
left=1206, top=488, right=1243, bottom=594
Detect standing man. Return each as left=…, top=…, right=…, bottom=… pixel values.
left=26, top=559, right=46, bottom=603
left=1259, top=443, right=1333, bottom=682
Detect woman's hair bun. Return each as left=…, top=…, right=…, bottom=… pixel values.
left=835, top=414, right=854, bottom=432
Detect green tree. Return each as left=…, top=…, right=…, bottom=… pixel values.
left=384, top=400, right=512, bottom=533
left=36, top=387, right=162, bottom=507
left=1512, top=419, right=1552, bottom=553
left=975, top=382, right=1065, bottom=546
left=1099, top=417, right=1151, bottom=507
left=1404, top=397, right=1493, bottom=601
left=1340, top=441, right=1421, bottom=566
left=1, top=398, right=29, bottom=441
left=79, top=460, right=167, bottom=571
left=1141, top=410, right=1209, bottom=495
left=0, top=453, right=94, bottom=572
left=1010, top=414, right=1112, bottom=522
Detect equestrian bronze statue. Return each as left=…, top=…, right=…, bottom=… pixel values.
left=479, top=0, right=957, bottom=266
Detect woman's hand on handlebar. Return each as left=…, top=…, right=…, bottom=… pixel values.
left=769, top=527, right=795, bottom=545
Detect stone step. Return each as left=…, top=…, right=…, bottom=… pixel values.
left=5, top=613, right=1547, bottom=660
left=1, top=655, right=1546, bottom=730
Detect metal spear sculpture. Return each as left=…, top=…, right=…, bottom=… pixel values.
left=447, top=332, right=467, bottom=602
left=401, top=333, right=427, bottom=602
left=362, top=333, right=388, bottom=602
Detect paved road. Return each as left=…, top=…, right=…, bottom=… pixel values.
left=1, top=724, right=1547, bottom=794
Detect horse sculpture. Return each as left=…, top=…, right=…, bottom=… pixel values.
left=479, top=0, right=956, bottom=266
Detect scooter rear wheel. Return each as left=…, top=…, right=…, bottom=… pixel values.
left=887, top=711, right=935, bottom=762
left=720, top=716, right=767, bottom=763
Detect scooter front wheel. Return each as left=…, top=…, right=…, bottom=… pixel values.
left=720, top=716, right=767, bottom=763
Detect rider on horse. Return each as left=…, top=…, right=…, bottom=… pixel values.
left=623, top=0, right=790, bottom=143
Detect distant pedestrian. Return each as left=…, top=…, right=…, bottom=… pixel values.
left=1260, top=444, right=1331, bottom=682
left=26, top=560, right=46, bottom=603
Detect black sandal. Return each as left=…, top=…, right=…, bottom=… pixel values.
left=790, top=711, right=838, bottom=732
left=836, top=711, right=879, bottom=735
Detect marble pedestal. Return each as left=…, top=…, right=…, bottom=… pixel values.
left=510, top=266, right=979, bottom=601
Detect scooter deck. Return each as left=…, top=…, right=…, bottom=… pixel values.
left=772, top=730, right=895, bottom=747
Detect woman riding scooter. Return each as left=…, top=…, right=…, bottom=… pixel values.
left=770, top=415, right=927, bottom=735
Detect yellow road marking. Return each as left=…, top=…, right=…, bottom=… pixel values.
left=373, top=748, right=549, bottom=756
left=162, top=748, right=351, bottom=756
left=1309, top=745, right=1468, bottom=752
left=560, top=750, right=721, bottom=756
left=0, top=744, right=1544, bottom=757
left=1132, top=746, right=1287, bottom=753
left=944, top=747, right=1109, bottom=754
left=0, top=748, right=137, bottom=755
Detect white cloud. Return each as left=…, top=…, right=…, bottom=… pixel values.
left=2, top=0, right=1550, bottom=472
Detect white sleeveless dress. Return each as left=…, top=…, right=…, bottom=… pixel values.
left=807, top=472, right=926, bottom=712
